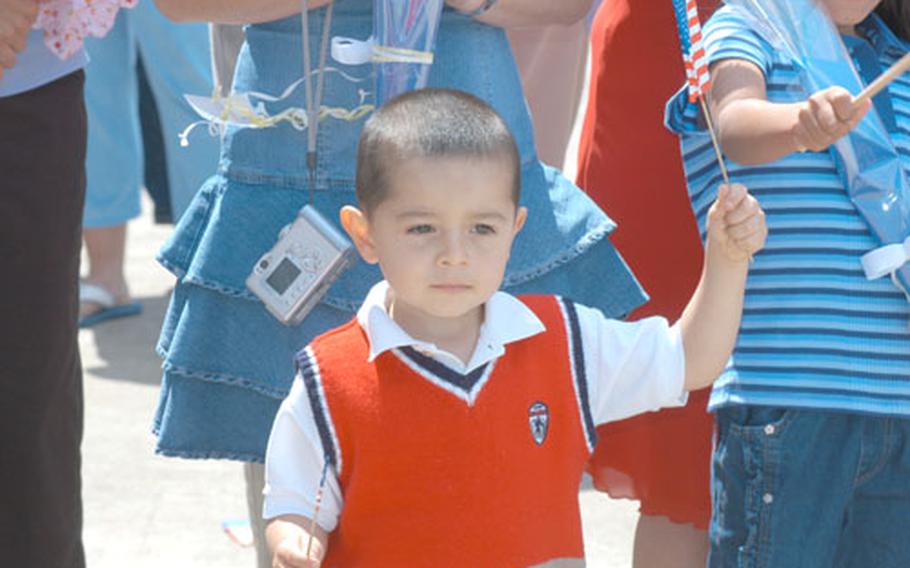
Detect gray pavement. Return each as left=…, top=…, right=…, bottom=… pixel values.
left=78, top=197, right=640, bottom=567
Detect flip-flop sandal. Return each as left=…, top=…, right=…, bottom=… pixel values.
left=79, top=281, right=143, bottom=328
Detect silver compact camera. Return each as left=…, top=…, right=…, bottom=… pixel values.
left=246, top=205, right=356, bottom=326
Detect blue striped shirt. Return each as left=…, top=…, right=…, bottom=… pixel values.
left=666, top=9, right=910, bottom=416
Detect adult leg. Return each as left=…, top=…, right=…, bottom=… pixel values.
left=633, top=515, right=707, bottom=568
left=0, top=70, right=87, bottom=568
left=82, top=11, right=142, bottom=319
left=244, top=462, right=272, bottom=568
left=135, top=0, right=219, bottom=222
left=82, top=224, right=130, bottom=307
left=628, top=392, right=713, bottom=568
left=139, top=55, right=173, bottom=224
left=507, top=21, right=589, bottom=170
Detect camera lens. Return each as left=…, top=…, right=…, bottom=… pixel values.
left=259, top=260, right=269, bottom=269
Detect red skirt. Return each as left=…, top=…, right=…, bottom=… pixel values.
left=575, top=0, right=719, bottom=529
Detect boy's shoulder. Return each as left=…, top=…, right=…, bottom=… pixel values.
left=713, top=7, right=777, bottom=38
left=511, top=293, right=589, bottom=331
left=513, top=293, right=559, bottom=311
left=702, top=5, right=782, bottom=69
left=296, top=317, right=368, bottom=367
left=511, top=294, right=616, bottom=346
left=704, top=4, right=761, bottom=32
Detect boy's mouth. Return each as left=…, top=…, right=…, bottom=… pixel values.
left=430, top=283, right=472, bottom=291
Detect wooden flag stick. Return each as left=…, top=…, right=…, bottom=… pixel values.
left=698, top=96, right=731, bottom=185
left=698, top=94, right=756, bottom=263
left=854, top=52, right=910, bottom=106
left=304, top=461, right=330, bottom=561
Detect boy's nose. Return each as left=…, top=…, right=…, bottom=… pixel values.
left=438, top=232, right=468, bottom=267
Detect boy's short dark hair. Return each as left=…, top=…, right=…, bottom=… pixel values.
left=355, top=88, right=521, bottom=215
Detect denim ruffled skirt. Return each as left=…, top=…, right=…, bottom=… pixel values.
left=153, top=2, right=646, bottom=462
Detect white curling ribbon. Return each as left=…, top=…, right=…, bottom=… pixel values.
left=178, top=71, right=374, bottom=146
left=860, top=236, right=910, bottom=280
left=332, top=36, right=375, bottom=65
left=332, top=35, right=434, bottom=66
left=184, top=93, right=289, bottom=128
left=178, top=95, right=374, bottom=145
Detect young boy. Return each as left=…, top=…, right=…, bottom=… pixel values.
left=263, top=88, right=767, bottom=567
left=667, top=1, right=910, bottom=566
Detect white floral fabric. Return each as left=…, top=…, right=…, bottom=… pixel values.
left=35, top=0, right=138, bottom=59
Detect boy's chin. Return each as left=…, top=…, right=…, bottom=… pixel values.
left=420, top=300, right=486, bottom=321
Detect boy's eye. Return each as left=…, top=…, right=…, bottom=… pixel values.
left=472, top=224, right=496, bottom=235
left=406, top=224, right=434, bottom=235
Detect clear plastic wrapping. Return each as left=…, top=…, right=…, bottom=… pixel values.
left=727, top=0, right=910, bottom=298
left=372, top=0, right=444, bottom=105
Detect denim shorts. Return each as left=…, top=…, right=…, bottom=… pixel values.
left=710, top=406, right=910, bottom=568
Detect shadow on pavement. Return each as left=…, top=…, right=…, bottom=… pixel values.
left=82, top=291, right=171, bottom=386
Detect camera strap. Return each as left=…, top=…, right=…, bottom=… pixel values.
left=301, top=0, right=335, bottom=204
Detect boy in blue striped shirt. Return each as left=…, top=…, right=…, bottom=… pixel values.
left=667, top=1, right=910, bottom=566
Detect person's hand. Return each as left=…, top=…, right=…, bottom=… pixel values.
left=272, top=532, right=324, bottom=568
left=0, top=0, right=39, bottom=80
left=792, top=86, right=871, bottom=153
left=706, top=183, right=767, bottom=263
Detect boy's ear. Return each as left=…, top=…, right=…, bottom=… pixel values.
left=512, top=206, right=528, bottom=236
left=340, top=205, right=379, bottom=264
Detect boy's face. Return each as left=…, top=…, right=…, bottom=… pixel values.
left=343, top=155, right=526, bottom=326
left=821, top=0, right=880, bottom=29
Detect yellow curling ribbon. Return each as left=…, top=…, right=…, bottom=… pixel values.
left=179, top=36, right=432, bottom=146
left=178, top=70, right=374, bottom=146
left=371, top=45, right=434, bottom=64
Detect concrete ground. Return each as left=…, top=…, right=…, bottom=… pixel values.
left=78, top=196, right=641, bottom=567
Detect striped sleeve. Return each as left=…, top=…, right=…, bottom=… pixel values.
left=702, top=7, right=776, bottom=77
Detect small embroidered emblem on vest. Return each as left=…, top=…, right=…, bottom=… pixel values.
left=528, top=401, right=549, bottom=445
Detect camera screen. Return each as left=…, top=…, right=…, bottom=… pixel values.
left=266, top=258, right=301, bottom=295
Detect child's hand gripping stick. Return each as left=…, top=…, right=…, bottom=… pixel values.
left=273, top=535, right=323, bottom=568
left=272, top=461, right=329, bottom=568
left=793, top=86, right=871, bottom=153
left=706, top=183, right=768, bottom=263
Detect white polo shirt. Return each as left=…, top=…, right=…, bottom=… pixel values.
left=263, top=282, right=686, bottom=530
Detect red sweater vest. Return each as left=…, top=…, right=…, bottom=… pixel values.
left=304, top=295, right=592, bottom=567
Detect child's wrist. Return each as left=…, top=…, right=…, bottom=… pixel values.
left=791, top=125, right=808, bottom=154
left=705, top=237, right=752, bottom=268
left=791, top=102, right=813, bottom=154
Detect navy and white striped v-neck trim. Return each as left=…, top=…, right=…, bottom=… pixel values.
left=393, top=346, right=498, bottom=406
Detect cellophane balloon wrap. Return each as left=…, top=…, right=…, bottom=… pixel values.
left=727, top=0, right=910, bottom=299
left=373, top=0, right=444, bottom=106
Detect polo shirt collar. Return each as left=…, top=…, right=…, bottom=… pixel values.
left=356, top=281, right=546, bottom=371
